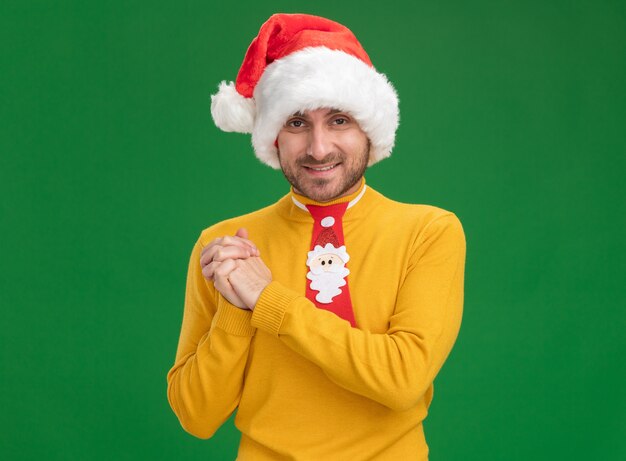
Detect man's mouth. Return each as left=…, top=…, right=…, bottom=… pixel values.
left=303, top=163, right=340, bottom=172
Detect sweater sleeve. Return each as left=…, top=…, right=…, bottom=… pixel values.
left=166, top=239, right=256, bottom=439
left=251, top=213, right=466, bottom=411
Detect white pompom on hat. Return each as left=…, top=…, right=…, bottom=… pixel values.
left=210, top=13, right=399, bottom=169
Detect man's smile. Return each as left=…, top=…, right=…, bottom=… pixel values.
left=302, top=163, right=341, bottom=172
left=303, top=163, right=342, bottom=175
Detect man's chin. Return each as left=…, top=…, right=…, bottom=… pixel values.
left=289, top=170, right=361, bottom=202
left=297, top=179, right=339, bottom=202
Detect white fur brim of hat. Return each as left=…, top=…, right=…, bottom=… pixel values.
left=307, top=243, right=350, bottom=265
left=210, top=46, right=399, bottom=169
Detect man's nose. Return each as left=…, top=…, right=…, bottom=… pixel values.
left=307, top=125, right=332, bottom=160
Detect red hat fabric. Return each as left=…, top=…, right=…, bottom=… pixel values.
left=316, top=226, right=340, bottom=248
left=210, top=13, right=399, bottom=169
left=235, top=14, right=373, bottom=98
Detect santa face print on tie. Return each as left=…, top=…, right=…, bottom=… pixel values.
left=306, top=243, right=350, bottom=304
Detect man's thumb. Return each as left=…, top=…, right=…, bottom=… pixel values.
left=236, top=227, right=249, bottom=239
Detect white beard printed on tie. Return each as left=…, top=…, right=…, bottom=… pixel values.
left=306, top=243, right=350, bottom=304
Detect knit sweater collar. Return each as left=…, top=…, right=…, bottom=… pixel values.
left=290, top=177, right=367, bottom=209
left=276, top=177, right=373, bottom=223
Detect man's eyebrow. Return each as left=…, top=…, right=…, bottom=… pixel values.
left=289, top=108, right=344, bottom=117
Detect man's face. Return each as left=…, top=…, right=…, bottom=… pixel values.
left=276, top=108, right=370, bottom=202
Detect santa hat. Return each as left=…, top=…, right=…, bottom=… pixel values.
left=210, top=13, right=399, bottom=169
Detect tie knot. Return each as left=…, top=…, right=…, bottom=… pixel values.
left=305, top=202, right=349, bottom=224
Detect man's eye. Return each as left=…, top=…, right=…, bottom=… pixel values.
left=289, top=120, right=304, bottom=128
left=333, top=117, right=348, bottom=125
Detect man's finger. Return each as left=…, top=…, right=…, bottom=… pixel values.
left=201, top=260, right=221, bottom=281
left=235, top=228, right=260, bottom=256
left=200, top=245, right=220, bottom=267
left=201, top=236, right=256, bottom=258
left=201, top=242, right=257, bottom=268
left=221, top=235, right=258, bottom=251
left=213, top=245, right=252, bottom=262
left=200, top=237, right=254, bottom=257
left=200, top=231, right=260, bottom=264
left=213, top=259, right=237, bottom=280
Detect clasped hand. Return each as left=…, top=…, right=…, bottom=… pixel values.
left=200, top=228, right=272, bottom=310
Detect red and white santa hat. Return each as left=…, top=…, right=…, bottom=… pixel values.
left=210, top=13, right=399, bottom=169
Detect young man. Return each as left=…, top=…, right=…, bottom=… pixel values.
left=167, top=13, right=466, bottom=460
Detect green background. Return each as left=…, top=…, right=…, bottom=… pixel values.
left=1, top=1, right=624, bottom=459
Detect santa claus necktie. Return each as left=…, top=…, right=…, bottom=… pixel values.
left=291, top=186, right=367, bottom=327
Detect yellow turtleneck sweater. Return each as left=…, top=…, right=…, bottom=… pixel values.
left=167, top=178, right=466, bottom=460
